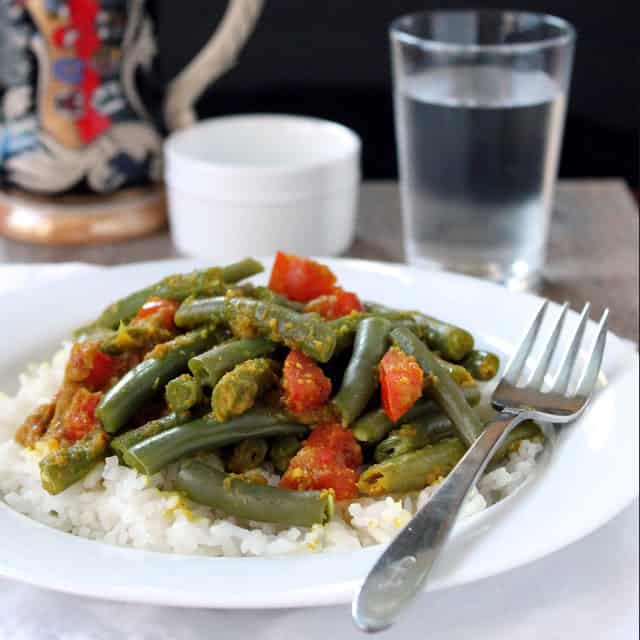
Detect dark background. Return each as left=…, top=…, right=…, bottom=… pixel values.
left=151, top=1, right=639, bottom=187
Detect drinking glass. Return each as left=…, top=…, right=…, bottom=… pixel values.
left=390, top=10, right=575, bottom=289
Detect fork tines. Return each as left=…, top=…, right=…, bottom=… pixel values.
left=504, top=301, right=609, bottom=398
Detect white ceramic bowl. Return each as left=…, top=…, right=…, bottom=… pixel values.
left=164, top=114, right=361, bottom=260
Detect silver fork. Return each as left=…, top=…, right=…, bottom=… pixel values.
left=353, top=301, right=609, bottom=633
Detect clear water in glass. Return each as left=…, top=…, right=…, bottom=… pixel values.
left=395, top=65, right=566, bottom=289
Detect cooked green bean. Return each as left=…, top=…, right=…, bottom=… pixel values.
left=406, top=314, right=474, bottom=362
left=362, top=301, right=395, bottom=314
left=219, top=258, right=264, bottom=284
left=174, top=296, right=226, bottom=329
left=224, top=298, right=336, bottom=362
left=165, top=374, right=204, bottom=413
left=487, top=420, right=544, bottom=470
left=230, top=284, right=305, bottom=311
left=462, top=350, right=501, bottom=381
left=40, top=430, right=110, bottom=495
left=227, top=438, right=269, bottom=473
left=75, top=259, right=263, bottom=334
left=330, top=313, right=368, bottom=353
left=364, top=419, right=544, bottom=493
left=351, top=385, right=481, bottom=444
left=110, top=412, right=190, bottom=458
left=123, top=408, right=308, bottom=475
left=96, top=328, right=219, bottom=434
left=351, top=404, right=423, bottom=446
left=176, top=287, right=308, bottom=331
left=365, top=303, right=474, bottom=362
left=374, top=412, right=453, bottom=462
left=391, top=327, right=483, bottom=447
left=362, top=302, right=419, bottom=324
left=176, top=460, right=333, bottom=527
left=373, top=406, right=537, bottom=463
left=189, top=338, right=276, bottom=387
left=269, top=435, right=302, bottom=473
left=330, top=312, right=415, bottom=354
left=359, top=437, right=466, bottom=496
left=212, top=358, right=280, bottom=422
left=333, top=317, right=393, bottom=425
left=100, top=323, right=173, bottom=355
left=435, top=355, right=475, bottom=387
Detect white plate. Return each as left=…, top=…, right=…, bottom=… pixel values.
left=0, top=258, right=638, bottom=608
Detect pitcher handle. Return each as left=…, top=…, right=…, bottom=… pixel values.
left=164, top=0, right=263, bottom=131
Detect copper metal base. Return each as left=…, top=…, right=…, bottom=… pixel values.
left=0, top=185, right=167, bottom=245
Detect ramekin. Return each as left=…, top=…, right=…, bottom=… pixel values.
left=164, top=114, right=361, bottom=260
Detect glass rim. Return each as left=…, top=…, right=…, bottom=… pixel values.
left=390, top=9, right=576, bottom=54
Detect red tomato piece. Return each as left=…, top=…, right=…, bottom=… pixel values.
left=84, top=350, right=118, bottom=389
left=320, top=466, right=359, bottom=500
left=305, top=423, right=362, bottom=469
left=279, top=423, right=361, bottom=500
left=304, top=287, right=364, bottom=320
left=268, top=251, right=337, bottom=302
left=282, top=350, right=332, bottom=415
left=62, top=388, right=102, bottom=442
left=66, top=342, right=97, bottom=382
left=66, top=342, right=118, bottom=390
left=280, top=445, right=359, bottom=500
left=134, top=297, right=180, bottom=330
left=379, top=346, right=424, bottom=422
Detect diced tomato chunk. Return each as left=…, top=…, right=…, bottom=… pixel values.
left=305, top=423, right=362, bottom=469
left=268, top=251, right=336, bottom=302
left=66, top=342, right=96, bottom=382
left=304, top=287, right=364, bottom=320
left=84, top=350, right=118, bottom=389
left=279, top=423, right=361, bottom=500
left=280, top=444, right=360, bottom=500
left=282, top=350, right=332, bottom=415
left=66, top=342, right=118, bottom=390
left=134, top=297, right=179, bottom=330
left=281, top=461, right=359, bottom=500
left=62, top=388, right=102, bottom=442
left=379, top=346, right=424, bottom=422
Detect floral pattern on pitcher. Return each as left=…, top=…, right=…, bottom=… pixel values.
left=0, top=0, right=161, bottom=193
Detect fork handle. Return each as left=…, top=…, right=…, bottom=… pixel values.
left=352, top=412, right=528, bottom=633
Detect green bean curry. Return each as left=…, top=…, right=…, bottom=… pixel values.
left=14, top=252, right=540, bottom=528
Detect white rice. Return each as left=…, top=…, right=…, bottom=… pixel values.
left=0, top=345, right=543, bottom=557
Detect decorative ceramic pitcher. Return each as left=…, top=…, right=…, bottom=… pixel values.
left=0, top=0, right=262, bottom=242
